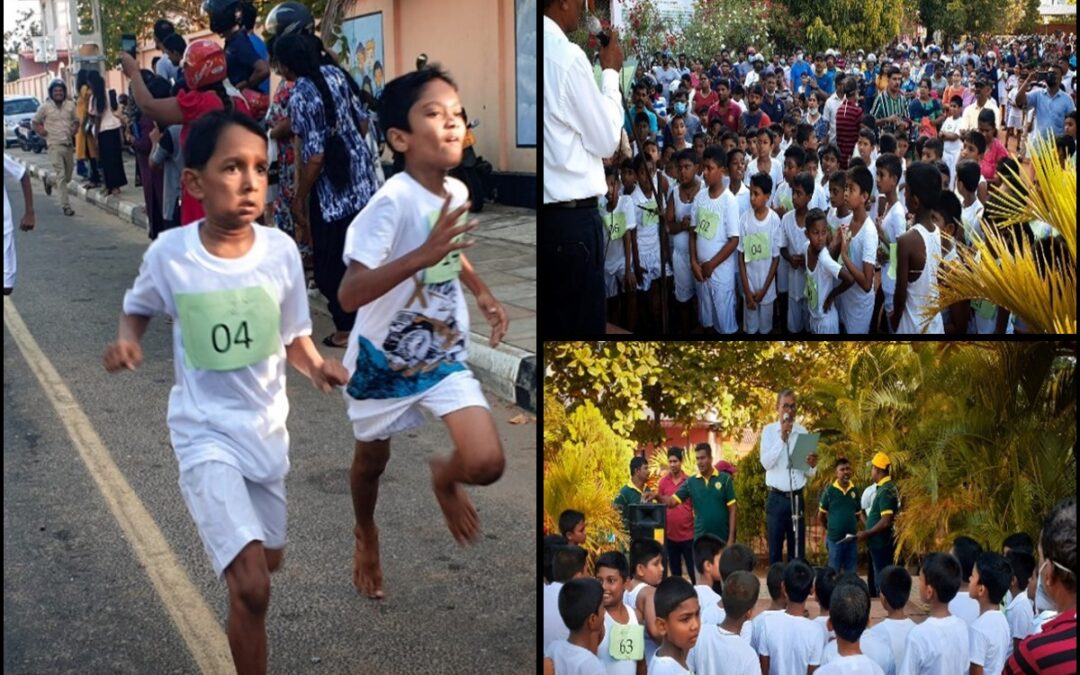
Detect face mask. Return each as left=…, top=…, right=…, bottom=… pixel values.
left=674, top=102, right=687, bottom=114
left=1035, top=560, right=1057, bottom=613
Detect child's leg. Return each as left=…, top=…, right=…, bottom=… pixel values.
left=350, top=438, right=390, bottom=599
left=434, top=406, right=507, bottom=544
left=223, top=541, right=272, bottom=675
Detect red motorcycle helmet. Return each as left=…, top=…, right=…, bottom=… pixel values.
left=182, top=39, right=227, bottom=90
left=242, top=89, right=269, bottom=119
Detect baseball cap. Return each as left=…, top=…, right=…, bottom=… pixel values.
left=871, top=452, right=891, bottom=469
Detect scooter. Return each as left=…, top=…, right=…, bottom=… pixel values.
left=15, top=120, right=46, bottom=154
left=451, top=115, right=492, bottom=213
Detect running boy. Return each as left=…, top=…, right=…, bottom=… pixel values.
left=336, top=67, right=508, bottom=599
left=738, top=172, right=781, bottom=334
left=897, top=552, right=970, bottom=675
left=3, top=152, right=35, bottom=295
left=103, top=111, right=349, bottom=673
left=648, top=576, right=701, bottom=675
left=890, top=162, right=945, bottom=334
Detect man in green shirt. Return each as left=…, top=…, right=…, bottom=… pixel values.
left=655, top=443, right=737, bottom=544
left=856, top=451, right=900, bottom=596
left=818, top=457, right=864, bottom=574
left=613, top=456, right=650, bottom=539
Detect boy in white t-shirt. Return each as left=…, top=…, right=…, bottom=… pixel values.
left=103, top=111, right=349, bottom=674
left=817, top=576, right=886, bottom=675
left=701, top=543, right=757, bottom=644
left=949, top=535, right=983, bottom=626
left=753, top=561, right=789, bottom=659
left=940, top=96, right=966, bottom=189
left=867, top=565, right=917, bottom=672
left=3, top=153, right=35, bottom=295
left=834, top=165, right=879, bottom=334
left=594, top=551, right=645, bottom=675
left=808, top=209, right=854, bottom=334
left=690, top=145, right=740, bottom=334
left=337, top=68, right=509, bottom=599
left=759, top=559, right=827, bottom=675
left=543, top=577, right=608, bottom=675
left=601, top=166, right=638, bottom=328
left=813, top=566, right=840, bottom=645
left=688, top=571, right=761, bottom=675
left=825, top=170, right=854, bottom=234
left=546, top=545, right=589, bottom=650
left=738, top=173, right=781, bottom=334
left=968, top=552, right=1014, bottom=675
left=898, top=552, right=971, bottom=675
left=691, top=533, right=725, bottom=617
left=626, top=538, right=666, bottom=663
left=779, top=171, right=816, bottom=333
left=874, top=153, right=907, bottom=328
left=647, top=577, right=701, bottom=675
left=1003, top=549, right=1037, bottom=652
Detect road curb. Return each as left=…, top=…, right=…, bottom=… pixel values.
left=13, top=157, right=536, bottom=412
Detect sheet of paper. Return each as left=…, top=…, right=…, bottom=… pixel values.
left=789, top=431, right=820, bottom=472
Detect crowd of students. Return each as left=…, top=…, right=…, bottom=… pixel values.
left=598, top=34, right=1076, bottom=335
left=542, top=496, right=1076, bottom=674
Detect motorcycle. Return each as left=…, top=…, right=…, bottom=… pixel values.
left=15, top=120, right=46, bottom=154
left=451, top=115, right=492, bottom=213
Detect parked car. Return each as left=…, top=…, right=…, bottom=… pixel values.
left=4, top=96, right=41, bottom=148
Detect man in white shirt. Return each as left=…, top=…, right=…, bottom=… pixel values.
left=823, top=73, right=845, bottom=144
left=543, top=0, right=624, bottom=335
left=760, top=389, right=818, bottom=564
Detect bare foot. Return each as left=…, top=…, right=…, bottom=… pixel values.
left=353, top=524, right=384, bottom=599
left=430, top=457, right=481, bottom=545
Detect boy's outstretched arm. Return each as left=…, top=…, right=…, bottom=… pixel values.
left=285, top=336, right=349, bottom=393
left=103, top=313, right=151, bottom=372
left=338, top=196, right=475, bottom=312
left=460, top=254, right=509, bottom=347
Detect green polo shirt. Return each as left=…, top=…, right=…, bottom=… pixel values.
left=818, top=480, right=862, bottom=542
left=613, top=482, right=643, bottom=535
left=673, top=471, right=736, bottom=541
left=865, top=475, right=899, bottom=551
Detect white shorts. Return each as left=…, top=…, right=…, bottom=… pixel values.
left=696, top=279, right=714, bottom=328
left=705, top=274, right=737, bottom=334
left=4, top=226, right=15, bottom=289
left=344, top=369, right=489, bottom=442
left=838, top=285, right=874, bottom=334
left=809, top=311, right=840, bottom=334
left=743, top=300, right=774, bottom=334
left=178, top=460, right=287, bottom=579
left=671, top=250, right=695, bottom=303
left=787, top=295, right=808, bottom=333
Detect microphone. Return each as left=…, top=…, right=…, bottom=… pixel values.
left=783, top=413, right=792, bottom=423
left=586, top=15, right=611, bottom=48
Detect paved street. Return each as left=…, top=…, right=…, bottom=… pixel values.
left=3, top=169, right=537, bottom=674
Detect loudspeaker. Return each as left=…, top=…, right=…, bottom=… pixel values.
left=629, top=503, right=666, bottom=542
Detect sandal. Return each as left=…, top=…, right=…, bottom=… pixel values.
left=322, top=333, right=348, bottom=348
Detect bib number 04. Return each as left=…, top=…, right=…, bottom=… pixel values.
left=175, top=286, right=281, bottom=371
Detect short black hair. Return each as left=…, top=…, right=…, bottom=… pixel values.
left=835, top=457, right=851, bottom=469
left=595, top=550, right=631, bottom=580
left=828, top=170, right=847, bottom=187
left=784, top=144, right=807, bottom=168
left=977, top=108, right=997, bottom=130
left=630, top=456, right=647, bottom=475
left=877, top=152, right=903, bottom=181
left=905, top=161, right=942, bottom=212
left=956, top=159, right=982, bottom=193
left=719, top=543, right=755, bottom=579
left=953, top=536, right=984, bottom=582
left=923, top=137, right=945, bottom=157
left=675, top=149, right=698, bottom=165
left=766, top=562, right=786, bottom=600
left=630, top=539, right=665, bottom=577
left=879, top=133, right=897, bottom=154
left=805, top=208, right=828, bottom=232
left=974, top=552, right=1013, bottom=604
left=783, top=559, right=815, bottom=603
left=163, top=33, right=187, bottom=55
left=153, top=18, right=175, bottom=44
left=725, top=147, right=745, bottom=168
left=722, top=571, right=760, bottom=619
left=694, top=441, right=714, bottom=457
left=846, top=165, right=874, bottom=198
left=543, top=534, right=568, bottom=583
left=184, top=111, right=267, bottom=170
left=1005, top=549, right=1036, bottom=591
left=814, top=566, right=840, bottom=610
left=1003, top=532, right=1035, bottom=554
left=922, top=552, right=963, bottom=603
left=878, top=565, right=912, bottom=610
left=558, top=510, right=585, bottom=537
left=1041, top=497, right=1076, bottom=591
left=795, top=122, right=815, bottom=146
left=380, top=64, right=458, bottom=155
left=654, top=576, right=698, bottom=619
left=702, top=145, right=727, bottom=168
left=667, top=446, right=684, bottom=461
left=749, top=172, right=773, bottom=195
left=830, top=575, right=871, bottom=642
left=553, top=545, right=588, bottom=583
left=965, top=130, right=987, bottom=155
left=694, top=534, right=727, bottom=574
left=858, top=127, right=878, bottom=147
left=558, top=577, right=604, bottom=631
left=792, top=171, right=815, bottom=197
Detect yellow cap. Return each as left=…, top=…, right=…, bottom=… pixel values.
left=871, top=452, right=891, bottom=469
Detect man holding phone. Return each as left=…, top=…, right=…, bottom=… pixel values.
left=1016, top=62, right=1076, bottom=143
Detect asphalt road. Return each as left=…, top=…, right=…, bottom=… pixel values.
left=3, top=170, right=537, bottom=674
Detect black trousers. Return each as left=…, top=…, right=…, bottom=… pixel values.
left=767, top=489, right=806, bottom=563
left=540, top=205, right=606, bottom=336
left=310, top=191, right=358, bottom=332
left=665, top=538, right=696, bottom=583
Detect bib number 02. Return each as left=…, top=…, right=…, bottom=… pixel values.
left=175, top=286, right=281, bottom=371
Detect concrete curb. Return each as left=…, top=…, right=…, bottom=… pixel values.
left=15, top=156, right=536, bottom=412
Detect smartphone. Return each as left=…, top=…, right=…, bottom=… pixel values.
left=121, top=33, right=137, bottom=58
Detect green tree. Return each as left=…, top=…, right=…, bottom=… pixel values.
left=679, top=0, right=773, bottom=59
left=783, top=0, right=904, bottom=52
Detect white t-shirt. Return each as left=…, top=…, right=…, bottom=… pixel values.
left=647, top=654, right=693, bottom=675
left=600, top=194, right=637, bottom=271
left=747, top=156, right=784, bottom=194
left=879, top=199, right=907, bottom=299
left=1006, top=588, right=1035, bottom=642
left=809, top=181, right=831, bottom=213
left=960, top=197, right=985, bottom=244
left=827, top=207, right=853, bottom=234
left=949, top=592, right=981, bottom=627
left=690, top=187, right=740, bottom=282
left=758, top=611, right=827, bottom=675
left=694, top=584, right=722, bottom=614
left=699, top=605, right=755, bottom=644
left=738, top=208, right=781, bottom=303
left=729, top=183, right=752, bottom=222
left=544, top=582, right=570, bottom=650
left=822, top=633, right=895, bottom=675
left=817, top=654, right=886, bottom=675
left=341, top=173, right=471, bottom=403
left=867, top=617, right=915, bottom=673
left=941, top=115, right=964, bottom=156
left=813, top=616, right=834, bottom=646
left=780, top=210, right=810, bottom=301
left=752, top=608, right=784, bottom=653
left=897, top=615, right=970, bottom=675
left=597, top=606, right=641, bottom=675
left=770, top=179, right=794, bottom=213
left=806, top=246, right=844, bottom=322
left=630, top=186, right=662, bottom=262
left=121, top=223, right=312, bottom=482
left=688, top=624, right=760, bottom=675
left=4, top=153, right=26, bottom=237
left=969, top=609, right=1012, bottom=675
left=544, top=639, right=607, bottom=675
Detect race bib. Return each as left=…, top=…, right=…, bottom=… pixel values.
left=887, top=242, right=898, bottom=280
left=605, top=211, right=628, bottom=240
left=608, top=623, right=645, bottom=661
left=175, top=286, right=281, bottom=371
left=805, top=271, right=819, bottom=310
left=423, top=210, right=467, bottom=284
left=696, top=207, right=719, bottom=241
left=781, top=194, right=794, bottom=212
left=641, top=199, right=659, bottom=227
left=744, top=231, right=771, bottom=263
left=972, top=299, right=997, bottom=319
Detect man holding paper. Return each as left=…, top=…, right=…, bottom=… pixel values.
left=760, top=389, right=818, bottom=564
left=817, top=457, right=864, bottom=574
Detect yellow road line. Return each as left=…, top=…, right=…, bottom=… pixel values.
left=3, top=299, right=234, bottom=674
